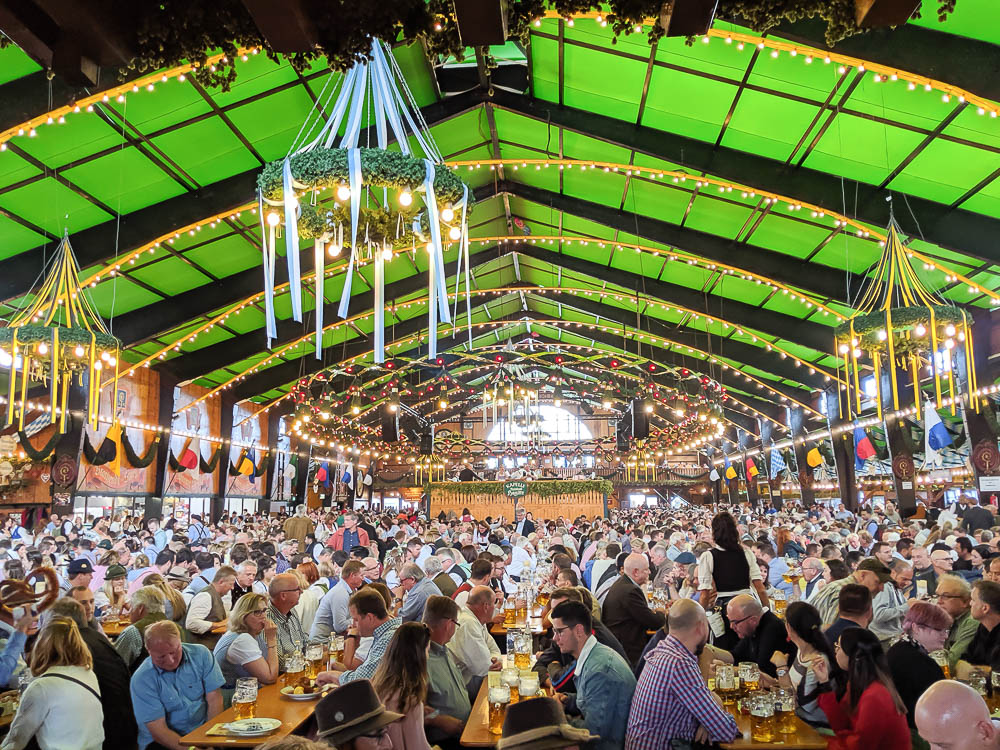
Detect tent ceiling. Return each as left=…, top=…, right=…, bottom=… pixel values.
left=1, top=12, right=998, bottom=444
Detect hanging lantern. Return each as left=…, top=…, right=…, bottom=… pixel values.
left=1, top=233, right=121, bottom=432
left=834, top=221, right=977, bottom=420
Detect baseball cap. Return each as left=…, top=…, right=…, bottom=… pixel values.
left=97, top=540, right=113, bottom=550
left=856, top=558, right=892, bottom=583
left=67, top=559, right=94, bottom=576
left=674, top=551, right=697, bottom=565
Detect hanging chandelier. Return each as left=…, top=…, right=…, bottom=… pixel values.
left=0, top=233, right=120, bottom=432
left=257, top=40, right=472, bottom=363
left=834, top=219, right=977, bottom=421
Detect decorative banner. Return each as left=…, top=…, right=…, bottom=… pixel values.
left=503, top=480, right=528, bottom=499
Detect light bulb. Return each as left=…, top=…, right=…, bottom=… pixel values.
left=945, top=324, right=956, bottom=337
left=327, top=243, right=341, bottom=258
left=877, top=329, right=888, bottom=341
left=839, top=344, right=849, bottom=354
left=399, top=190, right=413, bottom=207
left=426, top=243, right=434, bottom=254
left=74, top=345, right=85, bottom=357
left=36, top=343, right=48, bottom=356
left=945, top=338, right=955, bottom=349
left=448, top=226, right=462, bottom=241
left=266, top=211, right=281, bottom=227
left=438, top=399, right=447, bottom=409
left=440, top=206, right=454, bottom=222
left=914, top=324, right=926, bottom=337
left=382, top=247, right=392, bottom=261
left=100, top=351, right=110, bottom=362
left=336, top=184, right=351, bottom=201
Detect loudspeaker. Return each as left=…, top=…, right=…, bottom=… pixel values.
left=419, top=432, right=434, bottom=455
left=616, top=431, right=629, bottom=453
left=631, top=399, right=649, bottom=439
left=381, top=408, right=399, bottom=442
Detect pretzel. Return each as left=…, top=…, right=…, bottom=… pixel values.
left=0, top=567, right=59, bottom=618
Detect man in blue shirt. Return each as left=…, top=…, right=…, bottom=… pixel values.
left=130, top=620, right=225, bottom=750
left=753, top=541, right=794, bottom=596
left=310, top=559, right=365, bottom=639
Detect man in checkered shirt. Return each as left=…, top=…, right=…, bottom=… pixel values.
left=626, top=599, right=739, bottom=749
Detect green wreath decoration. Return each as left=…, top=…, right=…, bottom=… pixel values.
left=426, top=479, right=613, bottom=498
left=0, top=325, right=119, bottom=351
left=259, top=147, right=468, bottom=243
left=835, top=305, right=966, bottom=354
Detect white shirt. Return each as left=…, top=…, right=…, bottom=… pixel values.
left=185, top=588, right=233, bottom=634
left=575, top=634, right=598, bottom=675
left=447, top=606, right=500, bottom=682
left=508, top=547, right=533, bottom=578
left=2, top=666, right=103, bottom=750
left=293, top=586, right=322, bottom=634
left=225, top=632, right=264, bottom=665
left=696, top=547, right=763, bottom=598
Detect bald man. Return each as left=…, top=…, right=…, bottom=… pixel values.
left=447, top=585, right=502, bottom=683
left=602, top=552, right=667, bottom=666
left=916, top=679, right=1000, bottom=750
left=726, top=593, right=794, bottom=680
left=626, top=600, right=739, bottom=749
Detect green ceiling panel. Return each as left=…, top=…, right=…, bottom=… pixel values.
left=959, top=182, right=1000, bottom=220
left=746, top=212, right=832, bottom=258
left=211, top=54, right=301, bottom=109
left=803, top=113, right=925, bottom=186
left=848, top=73, right=956, bottom=131
left=942, top=106, right=1000, bottom=152
left=62, top=147, right=186, bottom=216
left=0, top=177, right=111, bottom=237
left=14, top=112, right=122, bottom=166
left=149, top=116, right=260, bottom=187
left=706, top=273, right=772, bottom=307
left=722, top=89, right=821, bottom=161
left=108, top=80, right=213, bottom=134
left=809, top=233, right=883, bottom=275
left=560, top=129, right=632, bottom=164
left=0, top=46, right=40, bottom=85
left=0, top=215, right=45, bottom=261
left=130, top=255, right=212, bottom=295
left=226, top=86, right=317, bottom=162
left=641, top=65, right=736, bottom=141
left=624, top=179, right=691, bottom=226
left=0, top=150, right=41, bottom=191
left=182, top=231, right=260, bottom=277
left=561, top=47, right=647, bottom=124
left=655, top=29, right=750, bottom=79
left=907, top=0, right=1000, bottom=45
left=745, top=43, right=845, bottom=103
left=87, top=276, right=161, bottom=316
left=682, top=193, right=755, bottom=239
left=887, top=138, right=1000, bottom=206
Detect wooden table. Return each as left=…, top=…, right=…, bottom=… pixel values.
left=489, top=618, right=546, bottom=637
left=460, top=677, right=497, bottom=747
left=100, top=620, right=128, bottom=639
left=720, top=711, right=828, bottom=749
left=180, top=682, right=318, bottom=748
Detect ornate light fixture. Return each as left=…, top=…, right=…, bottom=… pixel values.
left=258, top=40, right=472, bottom=363
left=0, top=234, right=120, bottom=431
left=834, top=220, right=977, bottom=421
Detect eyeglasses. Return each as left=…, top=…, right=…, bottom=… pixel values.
left=251, top=609, right=269, bottom=615
left=729, top=614, right=755, bottom=627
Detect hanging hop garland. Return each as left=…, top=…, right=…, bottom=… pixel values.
left=836, top=305, right=966, bottom=355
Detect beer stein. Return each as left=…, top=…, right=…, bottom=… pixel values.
left=233, top=677, right=258, bottom=720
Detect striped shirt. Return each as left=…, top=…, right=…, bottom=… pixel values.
left=625, top=635, right=738, bottom=749
left=340, top=616, right=401, bottom=685
left=267, top=603, right=306, bottom=671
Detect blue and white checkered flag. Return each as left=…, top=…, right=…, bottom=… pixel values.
left=21, top=414, right=50, bottom=438
left=769, top=445, right=786, bottom=479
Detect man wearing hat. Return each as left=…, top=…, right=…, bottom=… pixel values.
left=499, top=696, right=596, bottom=750
left=60, top=558, right=94, bottom=594
left=809, top=556, right=890, bottom=625
left=314, top=679, right=402, bottom=749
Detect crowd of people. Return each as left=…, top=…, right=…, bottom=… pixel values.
left=0, top=494, right=995, bottom=749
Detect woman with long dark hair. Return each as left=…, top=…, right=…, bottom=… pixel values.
left=697, top=512, right=768, bottom=650
left=771, top=601, right=838, bottom=727
left=814, top=628, right=910, bottom=749
left=371, top=622, right=433, bottom=750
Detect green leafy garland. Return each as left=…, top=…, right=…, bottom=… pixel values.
left=427, top=479, right=613, bottom=497
left=835, top=305, right=966, bottom=355
left=2, top=1, right=954, bottom=90
left=297, top=205, right=425, bottom=246
left=0, top=325, right=119, bottom=351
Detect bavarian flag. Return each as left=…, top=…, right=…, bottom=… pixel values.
left=806, top=446, right=823, bottom=468
left=724, top=455, right=737, bottom=480
left=236, top=448, right=256, bottom=476
left=746, top=457, right=759, bottom=478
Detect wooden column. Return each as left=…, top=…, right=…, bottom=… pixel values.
left=789, top=407, right=815, bottom=507
left=151, top=372, right=177, bottom=515
left=213, top=394, right=235, bottom=524
left=759, top=419, right=782, bottom=510
left=965, top=309, right=1000, bottom=502
left=824, top=392, right=860, bottom=512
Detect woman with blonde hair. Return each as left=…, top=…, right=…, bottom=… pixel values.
left=94, top=564, right=129, bottom=619
left=371, top=622, right=433, bottom=750
left=144, top=573, right=187, bottom=624
left=213, top=593, right=279, bottom=707
left=292, top=570, right=321, bottom=633
left=2, top=616, right=104, bottom=750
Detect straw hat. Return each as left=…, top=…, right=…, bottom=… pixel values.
left=498, top=697, right=597, bottom=750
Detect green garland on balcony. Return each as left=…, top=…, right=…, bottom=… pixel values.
left=426, top=479, right=613, bottom=497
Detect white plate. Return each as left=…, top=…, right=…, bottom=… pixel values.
left=280, top=686, right=325, bottom=700
left=224, top=718, right=282, bottom=736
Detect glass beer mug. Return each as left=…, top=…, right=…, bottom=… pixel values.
left=738, top=662, right=760, bottom=693
left=773, top=687, right=796, bottom=734
left=514, top=630, right=532, bottom=670
left=503, top=597, right=517, bottom=628
left=232, top=677, right=258, bottom=720
left=519, top=673, right=540, bottom=700
left=305, top=640, right=324, bottom=680
left=501, top=667, right=520, bottom=703
left=488, top=684, right=511, bottom=734
left=749, top=691, right=775, bottom=743
left=715, top=663, right=737, bottom=707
